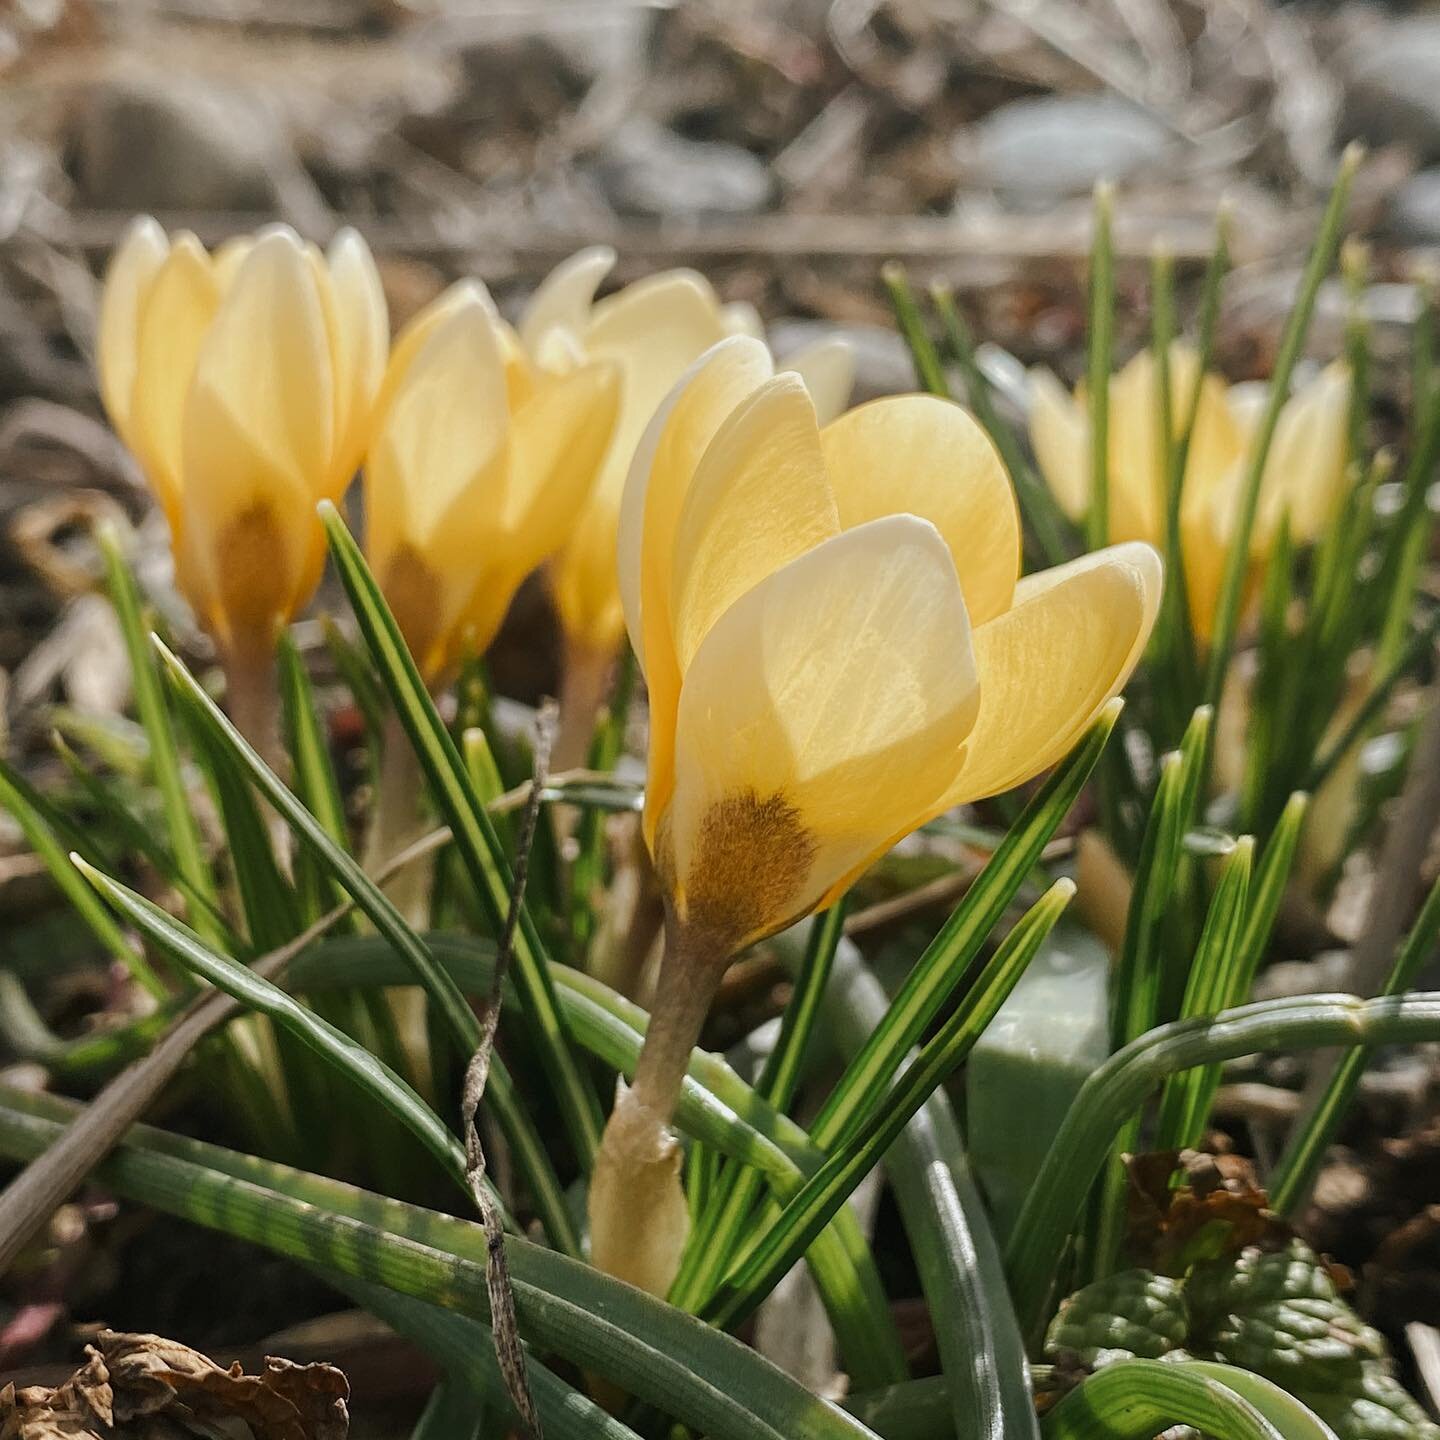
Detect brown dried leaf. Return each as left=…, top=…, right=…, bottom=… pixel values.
left=1127, top=1149, right=1294, bottom=1273
left=0, top=1331, right=348, bottom=1440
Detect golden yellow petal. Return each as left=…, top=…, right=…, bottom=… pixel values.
left=670, top=373, right=839, bottom=671
left=364, top=293, right=509, bottom=582
left=614, top=336, right=775, bottom=844
left=180, top=228, right=338, bottom=646
left=519, top=245, right=615, bottom=359
left=784, top=336, right=854, bottom=424
left=945, top=541, right=1162, bottom=805
left=666, top=516, right=979, bottom=949
left=820, top=394, right=1020, bottom=625
left=1029, top=367, right=1089, bottom=522
left=96, top=215, right=168, bottom=445
left=1106, top=349, right=1167, bottom=543
left=1258, top=362, right=1353, bottom=544
left=128, top=231, right=219, bottom=516
left=324, top=227, right=389, bottom=487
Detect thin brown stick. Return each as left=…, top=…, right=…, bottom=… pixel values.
left=461, top=699, right=557, bottom=1440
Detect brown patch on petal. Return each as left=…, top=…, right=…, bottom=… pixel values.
left=380, top=543, right=443, bottom=679
left=216, top=500, right=293, bottom=650
left=680, top=788, right=816, bottom=950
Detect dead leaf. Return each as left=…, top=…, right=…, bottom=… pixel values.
left=1126, top=1149, right=1293, bottom=1274
left=0, top=1331, right=348, bottom=1440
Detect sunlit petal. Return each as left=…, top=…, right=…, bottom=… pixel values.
left=945, top=542, right=1162, bottom=804
left=784, top=336, right=855, bottom=424
left=519, top=245, right=615, bottom=359
left=821, top=394, right=1020, bottom=624
left=670, top=373, right=839, bottom=671
left=1029, top=367, right=1090, bottom=521
left=667, top=515, right=979, bottom=948
left=325, top=227, right=389, bottom=485
left=96, top=216, right=168, bottom=445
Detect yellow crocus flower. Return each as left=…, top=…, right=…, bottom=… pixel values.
left=520, top=247, right=855, bottom=665
left=589, top=336, right=1162, bottom=1297
left=1029, top=345, right=1350, bottom=643
left=98, top=218, right=388, bottom=674
left=363, top=280, right=620, bottom=686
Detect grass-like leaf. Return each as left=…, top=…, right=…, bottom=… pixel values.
left=320, top=501, right=603, bottom=1167
left=0, top=1087, right=885, bottom=1440
left=707, top=878, right=1074, bottom=1330
left=1006, top=990, right=1440, bottom=1337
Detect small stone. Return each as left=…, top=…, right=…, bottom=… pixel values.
left=1342, top=17, right=1440, bottom=158
left=967, top=94, right=1172, bottom=200
left=71, top=72, right=299, bottom=215
left=768, top=320, right=914, bottom=401
left=1390, top=167, right=1440, bottom=242
left=593, top=117, right=774, bottom=220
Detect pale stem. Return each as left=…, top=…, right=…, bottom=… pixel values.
left=364, top=707, right=432, bottom=930
left=588, top=919, right=731, bottom=1296
left=221, top=643, right=290, bottom=867
left=553, top=636, right=615, bottom=778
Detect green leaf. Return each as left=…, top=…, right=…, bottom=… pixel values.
left=1085, top=183, right=1116, bottom=551
left=1041, top=1358, right=1326, bottom=1440
left=0, top=756, right=164, bottom=997
left=881, top=263, right=949, bottom=396
left=0, top=1087, right=885, bottom=1440
left=98, top=525, right=221, bottom=943
left=320, top=501, right=603, bottom=1166
left=1155, top=836, right=1255, bottom=1150
left=707, top=879, right=1074, bottom=1330
left=1270, top=873, right=1440, bottom=1214
left=808, top=699, right=1120, bottom=1158
left=1006, top=990, right=1440, bottom=1338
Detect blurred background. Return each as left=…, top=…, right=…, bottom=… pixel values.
left=1, top=0, right=1436, bottom=729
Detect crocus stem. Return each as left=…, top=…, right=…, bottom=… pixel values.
left=588, top=920, right=729, bottom=1298
left=222, top=643, right=290, bottom=865
left=223, top=644, right=285, bottom=780
left=554, top=637, right=615, bottom=777
left=365, top=707, right=431, bottom=928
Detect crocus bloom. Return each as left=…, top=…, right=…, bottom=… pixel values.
left=588, top=336, right=1162, bottom=1297
left=98, top=219, right=388, bottom=670
left=1029, top=345, right=1350, bottom=643
left=519, top=247, right=854, bottom=662
left=364, top=280, right=620, bottom=685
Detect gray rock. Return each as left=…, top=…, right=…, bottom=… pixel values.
left=72, top=73, right=300, bottom=215
left=1391, top=166, right=1440, bottom=241
left=968, top=94, right=1172, bottom=200
left=768, top=320, right=914, bottom=401
left=593, top=117, right=774, bottom=220
left=1343, top=17, right=1440, bottom=157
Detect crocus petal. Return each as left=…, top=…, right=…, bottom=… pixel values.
left=1106, top=349, right=1167, bottom=543
left=1029, top=367, right=1090, bottom=521
left=374, top=280, right=502, bottom=423
left=670, top=373, right=839, bottom=671
left=945, top=542, right=1162, bottom=805
left=820, top=394, right=1020, bottom=625
left=519, top=245, right=615, bottom=359
left=180, top=228, right=336, bottom=650
left=366, top=293, right=509, bottom=576
left=666, top=515, right=979, bottom=949
left=1258, top=362, right=1353, bottom=544
left=129, top=232, right=219, bottom=516
left=96, top=216, right=168, bottom=445
left=784, top=336, right=855, bottom=424
left=615, top=336, right=775, bottom=843
left=325, top=227, right=389, bottom=486
left=617, top=336, right=776, bottom=672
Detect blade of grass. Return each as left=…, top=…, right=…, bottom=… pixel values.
left=881, top=263, right=948, bottom=396
left=0, top=1091, right=886, bottom=1440
left=1085, top=183, right=1116, bottom=551
left=1006, top=990, right=1440, bottom=1337
left=98, top=524, right=222, bottom=944
left=321, top=502, right=602, bottom=1166
left=808, top=700, right=1120, bottom=1158
left=1200, top=148, right=1362, bottom=750
left=928, top=282, right=1074, bottom=568
left=707, top=880, right=1074, bottom=1331
left=1154, top=836, right=1255, bottom=1150
left=1270, top=873, right=1440, bottom=1214
left=672, top=897, right=849, bottom=1311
